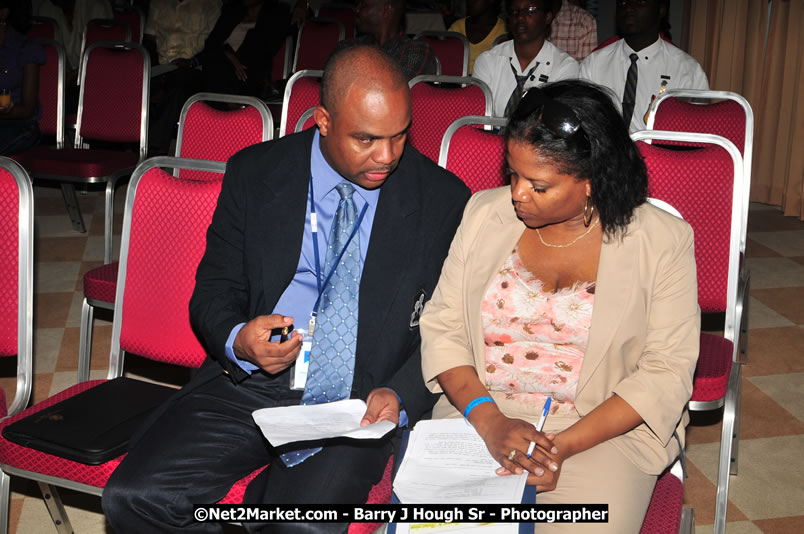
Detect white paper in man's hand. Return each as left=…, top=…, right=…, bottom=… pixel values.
left=252, top=399, right=396, bottom=447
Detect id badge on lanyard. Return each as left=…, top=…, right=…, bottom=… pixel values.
left=289, top=174, right=367, bottom=390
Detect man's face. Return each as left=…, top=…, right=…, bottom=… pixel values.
left=316, top=83, right=411, bottom=190
left=616, top=0, right=663, bottom=37
left=507, top=0, right=553, bottom=45
left=356, top=0, right=386, bottom=34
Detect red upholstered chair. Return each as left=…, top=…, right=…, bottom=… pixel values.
left=27, top=16, right=57, bottom=40
left=112, top=6, right=144, bottom=43
left=438, top=115, right=507, bottom=194
left=78, top=20, right=132, bottom=81
left=0, top=157, right=227, bottom=534
left=272, top=35, right=294, bottom=82
left=19, top=41, right=149, bottom=263
left=78, top=93, right=273, bottom=382
left=415, top=31, right=470, bottom=77
left=319, top=4, right=357, bottom=39
left=633, top=130, right=744, bottom=534
left=292, top=17, right=345, bottom=73
left=0, top=158, right=34, bottom=532
left=647, top=90, right=755, bottom=364
left=639, top=460, right=694, bottom=534
left=294, top=106, right=318, bottom=133
left=279, top=69, right=322, bottom=137
left=408, top=74, right=492, bottom=163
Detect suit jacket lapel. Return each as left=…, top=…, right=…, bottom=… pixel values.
left=575, top=223, right=638, bottom=399
left=257, top=132, right=313, bottom=311
left=467, top=197, right=526, bottom=376
left=356, top=165, right=421, bottom=359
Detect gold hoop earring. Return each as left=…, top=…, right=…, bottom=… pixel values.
left=583, top=196, right=595, bottom=227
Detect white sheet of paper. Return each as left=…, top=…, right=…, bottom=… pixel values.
left=252, top=399, right=396, bottom=447
left=393, top=418, right=527, bottom=505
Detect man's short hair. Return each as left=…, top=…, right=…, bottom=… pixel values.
left=320, top=43, right=408, bottom=115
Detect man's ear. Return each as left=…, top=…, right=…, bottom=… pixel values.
left=314, top=106, right=331, bottom=135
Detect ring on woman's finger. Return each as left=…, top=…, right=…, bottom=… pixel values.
left=508, top=449, right=517, bottom=461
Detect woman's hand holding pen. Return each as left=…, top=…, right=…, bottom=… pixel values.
left=471, top=408, right=559, bottom=481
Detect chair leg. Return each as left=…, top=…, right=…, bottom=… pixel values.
left=78, top=298, right=94, bottom=383
left=37, top=483, right=74, bottom=534
left=59, top=184, right=87, bottom=234
left=714, top=362, right=741, bottom=534
left=738, top=270, right=750, bottom=364
left=0, top=469, right=10, bottom=534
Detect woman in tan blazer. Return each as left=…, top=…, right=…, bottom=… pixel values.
left=420, top=81, right=700, bottom=532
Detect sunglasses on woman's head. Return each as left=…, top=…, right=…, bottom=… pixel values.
left=511, top=88, right=583, bottom=139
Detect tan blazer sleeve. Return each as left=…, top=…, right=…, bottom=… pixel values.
left=613, top=220, right=700, bottom=446
left=420, top=194, right=486, bottom=393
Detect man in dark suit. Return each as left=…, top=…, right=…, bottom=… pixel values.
left=102, top=44, right=470, bottom=533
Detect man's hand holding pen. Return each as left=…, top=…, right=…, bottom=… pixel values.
left=233, top=314, right=302, bottom=374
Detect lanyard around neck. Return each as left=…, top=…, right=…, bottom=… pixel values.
left=308, top=173, right=369, bottom=319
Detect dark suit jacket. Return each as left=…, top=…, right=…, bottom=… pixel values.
left=189, top=128, right=471, bottom=423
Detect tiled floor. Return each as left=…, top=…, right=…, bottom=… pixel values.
left=3, top=189, right=804, bottom=533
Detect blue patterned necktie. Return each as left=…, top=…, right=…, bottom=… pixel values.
left=621, top=53, right=639, bottom=125
left=281, top=181, right=361, bottom=467
left=504, top=62, right=538, bottom=118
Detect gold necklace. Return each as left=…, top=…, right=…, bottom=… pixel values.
left=536, top=219, right=600, bottom=248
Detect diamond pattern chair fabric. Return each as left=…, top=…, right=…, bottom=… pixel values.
left=633, top=130, right=744, bottom=534
left=318, top=5, right=356, bottom=39
left=416, top=31, right=470, bottom=77
left=293, top=18, right=344, bottom=73
left=272, top=35, right=293, bottom=82
left=639, top=469, right=685, bottom=534
left=438, top=116, right=507, bottom=193
left=408, top=75, right=492, bottom=163
left=79, top=20, right=132, bottom=78
left=279, top=70, right=322, bottom=137
left=112, top=7, right=144, bottom=42
left=27, top=17, right=57, bottom=40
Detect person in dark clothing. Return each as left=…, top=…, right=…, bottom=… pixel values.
left=200, top=0, right=291, bottom=100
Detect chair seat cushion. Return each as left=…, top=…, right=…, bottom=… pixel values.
left=0, top=380, right=124, bottom=488
left=84, top=262, right=119, bottom=303
left=20, top=147, right=137, bottom=178
left=691, top=333, right=734, bottom=402
left=639, top=471, right=683, bottom=534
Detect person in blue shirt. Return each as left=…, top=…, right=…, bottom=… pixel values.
left=102, top=43, right=471, bottom=533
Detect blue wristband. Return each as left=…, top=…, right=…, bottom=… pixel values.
left=463, top=396, right=495, bottom=419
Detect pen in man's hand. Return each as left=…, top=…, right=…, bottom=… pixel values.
left=527, top=397, right=552, bottom=458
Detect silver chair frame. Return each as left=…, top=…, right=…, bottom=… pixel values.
left=279, top=69, right=323, bottom=137
left=0, top=158, right=226, bottom=534
left=415, top=30, right=471, bottom=77
left=77, top=19, right=133, bottom=86
left=437, top=115, right=507, bottom=169
left=0, top=158, right=34, bottom=534
left=294, top=107, right=317, bottom=133
left=633, top=130, right=744, bottom=534
left=34, top=39, right=66, bottom=150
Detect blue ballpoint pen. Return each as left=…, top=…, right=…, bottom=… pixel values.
left=527, top=397, right=552, bottom=458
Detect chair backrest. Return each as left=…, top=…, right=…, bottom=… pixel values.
left=632, top=130, right=743, bottom=347
left=318, top=4, right=356, bottom=39
left=27, top=16, right=57, bottom=40
left=109, top=157, right=227, bottom=376
left=647, top=89, right=754, bottom=252
left=294, top=107, right=318, bottom=133
left=272, top=35, right=293, bottom=81
left=438, top=116, right=507, bottom=194
left=76, top=41, right=150, bottom=160
left=79, top=19, right=132, bottom=79
left=0, top=157, right=34, bottom=418
left=175, top=93, right=273, bottom=181
left=35, top=39, right=66, bottom=149
left=492, top=34, right=511, bottom=48
left=279, top=69, right=322, bottom=137
left=113, top=6, right=144, bottom=43
left=415, top=31, right=470, bottom=77
left=408, top=75, right=493, bottom=163
left=293, top=18, right=345, bottom=73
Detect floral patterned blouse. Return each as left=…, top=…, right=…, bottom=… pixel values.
left=481, top=247, right=596, bottom=416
